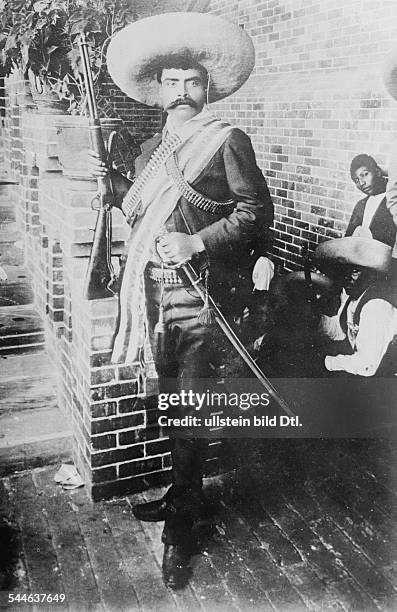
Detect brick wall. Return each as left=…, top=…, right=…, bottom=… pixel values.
left=210, top=0, right=397, bottom=271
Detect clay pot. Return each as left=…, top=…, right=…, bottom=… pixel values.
left=16, top=81, right=34, bottom=108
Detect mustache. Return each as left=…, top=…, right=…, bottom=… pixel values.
left=167, top=97, right=198, bottom=109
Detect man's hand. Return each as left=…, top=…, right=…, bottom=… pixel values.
left=87, top=149, right=110, bottom=179
left=87, top=149, right=132, bottom=210
left=156, top=232, right=205, bottom=267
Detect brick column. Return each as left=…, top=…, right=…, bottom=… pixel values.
left=40, top=171, right=171, bottom=499
left=1, top=94, right=178, bottom=499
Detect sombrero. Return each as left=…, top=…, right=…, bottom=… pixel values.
left=383, top=45, right=397, bottom=100
left=271, top=270, right=336, bottom=303
left=314, top=237, right=392, bottom=274
left=282, top=270, right=335, bottom=292
left=106, top=12, right=255, bottom=106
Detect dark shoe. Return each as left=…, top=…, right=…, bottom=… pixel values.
left=162, top=544, right=191, bottom=589
left=132, top=497, right=170, bottom=522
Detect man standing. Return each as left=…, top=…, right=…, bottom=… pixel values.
left=89, top=13, right=273, bottom=588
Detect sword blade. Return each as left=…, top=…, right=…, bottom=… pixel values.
left=181, top=263, right=295, bottom=418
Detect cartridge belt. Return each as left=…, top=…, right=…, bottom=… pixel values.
left=146, top=264, right=184, bottom=285
left=165, top=152, right=235, bottom=215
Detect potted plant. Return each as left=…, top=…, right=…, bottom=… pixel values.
left=0, top=1, right=34, bottom=73
left=25, top=1, right=73, bottom=112
left=0, top=0, right=35, bottom=106
left=0, top=0, right=137, bottom=114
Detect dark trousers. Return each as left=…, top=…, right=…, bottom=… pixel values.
left=145, top=273, right=215, bottom=544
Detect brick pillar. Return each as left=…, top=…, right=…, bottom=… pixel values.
left=40, top=171, right=174, bottom=500
left=3, top=96, right=175, bottom=499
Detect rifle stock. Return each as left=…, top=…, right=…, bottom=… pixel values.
left=84, top=206, right=114, bottom=300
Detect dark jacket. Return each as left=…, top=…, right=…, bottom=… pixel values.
left=345, top=195, right=396, bottom=247
left=136, top=128, right=274, bottom=271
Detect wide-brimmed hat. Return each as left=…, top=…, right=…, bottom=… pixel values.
left=314, top=237, right=392, bottom=274
left=106, top=12, right=255, bottom=106
left=383, top=45, right=397, bottom=100
left=283, top=270, right=335, bottom=291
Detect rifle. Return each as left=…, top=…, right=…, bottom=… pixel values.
left=79, top=33, right=117, bottom=300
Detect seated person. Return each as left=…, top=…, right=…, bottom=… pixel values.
left=255, top=268, right=336, bottom=377
left=346, top=154, right=396, bottom=247
left=314, top=237, right=397, bottom=376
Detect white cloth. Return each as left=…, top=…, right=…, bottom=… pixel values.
left=352, top=192, right=385, bottom=239
left=252, top=256, right=274, bottom=291
left=320, top=290, right=349, bottom=342
left=165, top=105, right=214, bottom=135
left=320, top=289, right=397, bottom=376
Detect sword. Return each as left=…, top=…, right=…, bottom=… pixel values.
left=180, top=261, right=295, bottom=418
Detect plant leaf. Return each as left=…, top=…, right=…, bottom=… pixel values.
left=46, top=44, right=58, bottom=55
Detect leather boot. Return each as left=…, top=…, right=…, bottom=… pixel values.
left=133, top=489, right=212, bottom=522
left=162, top=544, right=191, bottom=589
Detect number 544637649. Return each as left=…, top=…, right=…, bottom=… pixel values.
left=8, top=594, right=66, bottom=603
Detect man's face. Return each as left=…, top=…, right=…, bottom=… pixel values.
left=352, top=165, right=381, bottom=196
left=342, top=266, right=372, bottom=298
left=159, top=68, right=207, bottom=122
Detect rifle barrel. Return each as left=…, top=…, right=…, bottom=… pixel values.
left=79, top=33, right=98, bottom=119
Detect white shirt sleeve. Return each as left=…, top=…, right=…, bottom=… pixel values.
left=319, top=290, right=347, bottom=341
left=319, top=313, right=346, bottom=341
left=325, top=299, right=397, bottom=376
